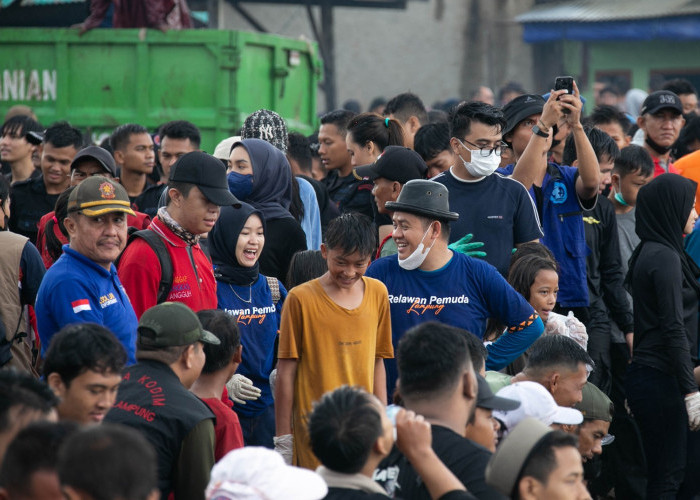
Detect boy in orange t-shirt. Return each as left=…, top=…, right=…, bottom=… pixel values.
left=274, top=213, right=394, bottom=470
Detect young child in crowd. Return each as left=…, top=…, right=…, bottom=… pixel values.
left=275, top=213, right=393, bottom=470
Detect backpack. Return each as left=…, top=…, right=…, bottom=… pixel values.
left=117, top=229, right=173, bottom=304
left=117, top=229, right=281, bottom=306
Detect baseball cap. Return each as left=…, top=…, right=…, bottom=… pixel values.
left=493, top=381, right=583, bottom=435
left=241, top=109, right=288, bottom=153
left=640, top=90, right=683, bottom=116
left=137, top=302, right=220, bottom=348
left=169, top=151, right=241, bottom=207
left=476, top=374, right=521, bottom=412
left=354, top=146, right=428, bottom=183
left=205, top=447, right=327, bottom=500
left=67, top=175, right=135, bottom=217
left=502, top=94, right=546, bottom=138
left=485, top=418, right=553, bottom=496
left=575, top=382, right=615, bottom=445
left=70, top=146, right=118, bottom=177
left=213, top=136, right=241, bottom=161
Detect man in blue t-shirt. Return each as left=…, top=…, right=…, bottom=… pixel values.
left=433, top=101, right=542, bottom=277
left=497, top=83, right=600, bottom=309
left=365, top=179, right=544, bottom=399
left=36, top=176, right=139, bottom=363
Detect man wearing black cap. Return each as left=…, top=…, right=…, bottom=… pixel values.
left=637, top=90, right=685, bottom=176
left=498, top=82, right=600, bottom=313
left=35, top=176, right=139, bottom=364
left=354, top=145, right=427, bottom=257
left=104, top=302, right=220, bottom=500
left=366, top=179, right=543, bottom=398
left=9, top=121, right=82, bottom=244
left=118, top=151, right=239, bottom=318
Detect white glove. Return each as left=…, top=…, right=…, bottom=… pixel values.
left=565, top=311, right=589, bottom=350
left=686, top=392, right=700, bottom=431
left=226, top=374, right=261, bottom=405
left=274, top=434, right=294, bottom=465
left=269, top=368, right=278, bottom=400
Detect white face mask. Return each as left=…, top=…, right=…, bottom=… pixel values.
left=398, top=225, right=436, bottom=270
left=457, top=140, right=501, bottom=177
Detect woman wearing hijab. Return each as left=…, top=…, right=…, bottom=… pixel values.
left=227, top=138, right=307, bottom=285
left=625, top=173, right=700, bottom=498
left=209, top=202, right=288, bottom=448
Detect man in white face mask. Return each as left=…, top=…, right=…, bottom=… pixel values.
left=432, top=102, right=543, bottom=277
left=366, top=179, right=544, bottom=401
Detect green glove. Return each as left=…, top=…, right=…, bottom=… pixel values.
left=448, top=233, right=487, bottom=258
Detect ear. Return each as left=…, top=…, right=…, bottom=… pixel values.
left=233, top=345, right=243, bottom=365
left=449, top=137, right=462, bottom=155
left=462, top=368, right=477, bottom=400
left=373, top=433, right=393, bottom=457
left=168, top=187, right=183, bottom=207
left=320, top=243, right=328, bottom=260
left=548, top=371, right=560, bottom=393
left=63, top=215, right=78, bottom=238
left=182, top=344, right=196, bottom=369
left=636, top=115, right=646, bottom=132
left=47, top=372, right=67, bottom=398
left=518, top=476, right=541, bottom=500
left=391, top=181, right=402, bottom=196
left=611, top=173, right=621, bottom=189
left=571, top=159, right=579, bottom=167
left=407, top=116, right=421, bottom=135
left=113, top=148, right=125, bottom=165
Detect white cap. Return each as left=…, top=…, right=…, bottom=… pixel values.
left=493, top=381, right=583, bottom=436
left=205, top=447, right=328, bottom=500
left=213, top=136, right=241, bottom=160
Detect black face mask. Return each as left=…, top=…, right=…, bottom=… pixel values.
left=645, top=135, right=673, bottom=155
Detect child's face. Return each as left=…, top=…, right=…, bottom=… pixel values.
left=321, top=245, right=371, bottom=290
left=612, top=170, right=652, bottom=207
left=529, top=269, right=558, bottom=322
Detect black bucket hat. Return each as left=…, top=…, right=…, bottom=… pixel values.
left=385, top=179, right=459, bottom=221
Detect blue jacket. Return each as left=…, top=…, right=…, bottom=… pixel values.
left=36, top=245, right=138, bottom=363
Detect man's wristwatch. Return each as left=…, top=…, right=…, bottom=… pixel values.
left=532, top=125, right=549, bottom=138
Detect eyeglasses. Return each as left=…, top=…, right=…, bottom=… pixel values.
left=458, top=138, right=508, bottom=157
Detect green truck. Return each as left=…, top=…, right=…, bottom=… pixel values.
left=0, top=28, right=322, bottom=152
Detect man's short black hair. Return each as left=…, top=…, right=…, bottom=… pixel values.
left=320, top=110, right=357, bottom=137
left=110, top=123, right=149, bottom=151
left=397, top=321, right=472, bottom=399
left=414, top=122, right=451, bottom=162
left=613, top=145, right=654, bottom=178
left=324, top=213, right=376, bottom=258
left=525, top=335, right=594, bottom=375
left=58, top=424, right=158, bottom=500
left=383, top=92, right=428, bottom=126
left=662, top=78, right=697, bottom=97
left=197, top=309, right=240, bottom=374
left=1, top=115, right=42, bottom=140
left=0, top=421, right=78, bottom=495
left=449, top=101, right=507, bottom=141
left=518, top=431, right=579, bottom=494
left=287, top=132, right=313, bottom=173
left=42, top=323, right=127, bottom=386
left=43, top=121, right=84, bottom=150
left=308, top=386, right=382, bottom=474
left=562, top=126, right=620, bottom=166
left=676, top=115, right=700, bottom=158
left=589, top=105, right=631, bottom=134
left=158, top=120, right=201, bottom=149
left=0, top=371, right=58, bottom=434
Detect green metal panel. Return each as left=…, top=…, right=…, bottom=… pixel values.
left=0, top=28, right=322, bottom=152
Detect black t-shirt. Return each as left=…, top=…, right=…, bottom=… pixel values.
left=323, top=170, right=374, bottom=219
left=373, top=425, right=506, bottom=500
left=9, top=175, right=59, bottom=244
left=259, top=216, right=307, bottom=287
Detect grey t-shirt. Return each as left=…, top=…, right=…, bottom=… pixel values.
left=611, top=208, right=639, bottom=342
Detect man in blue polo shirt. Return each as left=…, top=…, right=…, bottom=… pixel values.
left=36, top=176, right=138, bottom=363
left=365, top=179, right=544, bottom=399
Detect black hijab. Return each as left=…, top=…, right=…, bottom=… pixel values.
left=627, top=173, right=700, bottom=295
left=209, top=202, right=266, bottom=285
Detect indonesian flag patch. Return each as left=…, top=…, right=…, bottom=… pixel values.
left=71, top=299, right=92, bottom=313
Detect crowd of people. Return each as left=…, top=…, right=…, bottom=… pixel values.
left=2, top=75, right=700, bottom=500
